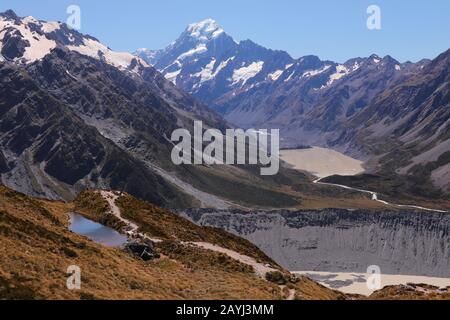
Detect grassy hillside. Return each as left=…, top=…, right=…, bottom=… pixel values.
left=0, top=185, right=344, bottom=300
left=74, top=190, right=278, bottom=267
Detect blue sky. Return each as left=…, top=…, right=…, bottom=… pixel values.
left=1, top=0, right=449, bottom=62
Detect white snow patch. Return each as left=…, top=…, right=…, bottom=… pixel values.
left=326, top=65, right=351, bottom=86
left=162, top=60, right=182, bottom=72
left=268, top=69, right=284, bottom=81
left=216, top=56, right=234, bottom=72
left=65, top=69, right=78, bottom=80
left=395, top=64, right=401, bottom=71
left=302, top=65, right=331, bottom=78
left=275, top=63, right=295, bottom=81
left=351, top=61, right=361, bottom=71
left=284, top=71, right=295, bottom=82
left=177, top=44, right=207, bottom=60
left=194, top=59, right=216, bottom=83
left=194, top=56, right=234, bottom=84
left=22, top=16, right=39, bottom=24
left=0, top=17, right=57, bottom=63
left=165, top=69, right=181, bottom=84
left=230, top=61, right=264, bottom=86
left=187, top=19, right=225, bottom=41
left=67, top=38, right=149, bottom=71
left=0, top=16, right=147, bottom=70
left=40, top=21, right=60, bottom=33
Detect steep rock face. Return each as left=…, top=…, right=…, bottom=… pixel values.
left=178, top=209, right=450, bottom=277
left=140, top=20, right=417, bottom=149
left=324, top=50, right=450, bottom=196
left=0, top=62, right=192, bottom=206
left=213, top=55, right=418, bottom=150
left=0, top=151, right=8, bottom=173
left=0, top=11, right=308, bottom=209
left=136, top=19, right=294, bottom=105
left=0, top=11, right=225, bottom=205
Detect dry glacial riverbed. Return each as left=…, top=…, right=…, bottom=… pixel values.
left=280, top=147, right=365, bottom=178
left=178, top=147, right=450, bottom=296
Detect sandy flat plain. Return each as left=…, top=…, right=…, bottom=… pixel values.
left=280, top=147, right=365, bottom=178
left=295, top=271, right=450, bottom=296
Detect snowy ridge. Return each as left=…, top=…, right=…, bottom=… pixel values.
left=67, top=38, right=149, bottom=72
left=178, top=44, right=208, bottom=60
left=268, top=69, right=283, bottom=81
left=186, top=18, right=225, bottom=41
left=0, top=16, right=57, bottom=63
left=230, top=61, right=264, bottom=86
left=136, top=18, right=293, bottom=97
left=267, top=63, right=295, bottom=81
left=302, top=65, right=331, bottom=78
left=0, top=11, right=148, bottom=73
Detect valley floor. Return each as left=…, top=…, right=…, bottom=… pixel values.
left=280, top=147, right=365, bottom=178
left=295, top=271, right=450, bottom=296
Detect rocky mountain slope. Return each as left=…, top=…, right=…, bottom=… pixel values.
left=137, top=19, right=418, bottom=140
left=0, top=10, right=147, bottom=72
left=136, top=19, right=293, bottom=105
left=0, top=61, right=195, bottom=206
left=0, top=10, right=222, bottom=205
left=0, top=10, right=319, bottom=208
left=141, top=19, right=450, bottom=197
left=339, top=49, right=450, bottom=194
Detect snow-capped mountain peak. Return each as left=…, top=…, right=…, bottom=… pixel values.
left=136, top=18, right=293, bottom=99
left=0, top=10, right=148, bottom=73
left=186, top=18, right=224, bottom=41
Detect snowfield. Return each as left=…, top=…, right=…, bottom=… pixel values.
left=302, top=65, right=331, bottom=78
left=231, top=61, right=264, bottom=86
left=68, top=38, right=149, bottom=72
left=0, top=16, right=57, bottom=63
left=187, top=18, right=225, bottom=41
left=0, top=14, right=148, bottom=72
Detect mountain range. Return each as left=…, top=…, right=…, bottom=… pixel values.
left=1, top=9, right=450, bottom=301
left=137, top=18, right=450, bottom=199
left=0, top=10, right=449, bottom=207
left=0, top=10, right=330, bottom=209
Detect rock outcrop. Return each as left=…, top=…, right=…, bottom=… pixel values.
left=125, top=240, right=159, bottom=261
left=178, top=208, right=450, bottom=278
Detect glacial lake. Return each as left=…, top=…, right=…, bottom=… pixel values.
left=69, top=213, right=128, bottom=247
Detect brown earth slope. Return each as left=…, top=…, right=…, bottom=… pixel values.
left=0, top=185, right=344, bottom=300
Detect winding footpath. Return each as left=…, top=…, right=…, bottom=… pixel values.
left=100, top=191, right=162, bottom=242
left=99, top=192, right=284, bottom=280
left=185, top=242, right=295, bottom=300
left=184, top=242, right=277, bottom=278
left=313, top=178, right=448, bottom=213
left=99, top=191, right=294, bottom=299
